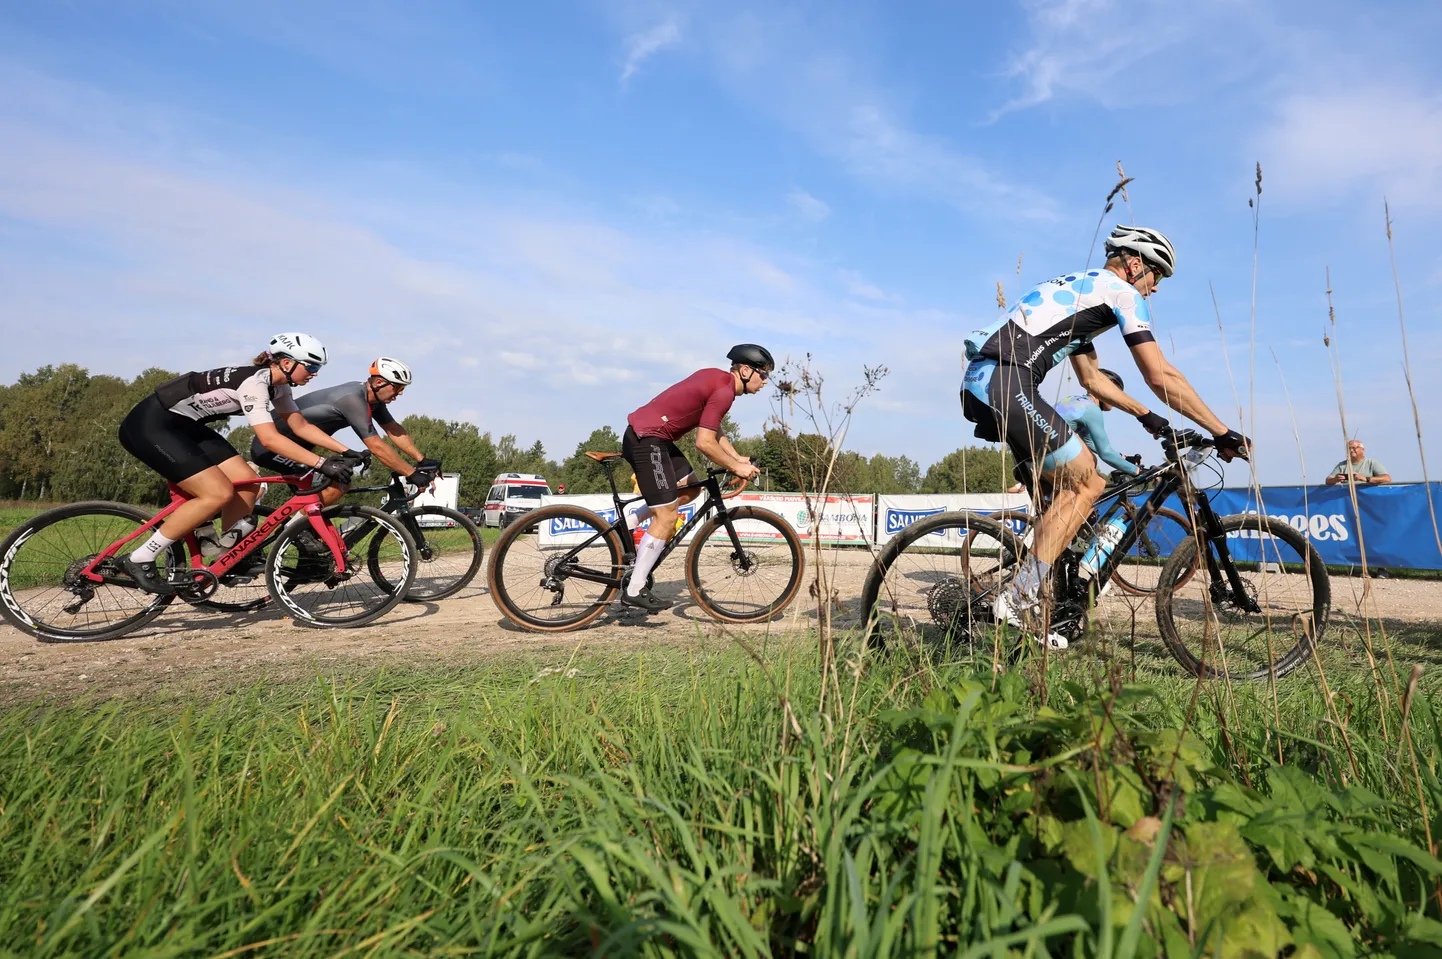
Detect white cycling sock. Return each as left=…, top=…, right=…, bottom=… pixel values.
left=130, top=531, right=177, bottom=563
left=1012, top=556, right=1050, bottom=602
left=627, top=532, right=667, bottom=596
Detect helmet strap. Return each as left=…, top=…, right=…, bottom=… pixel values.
left=279, top=357, right=303, bottom=386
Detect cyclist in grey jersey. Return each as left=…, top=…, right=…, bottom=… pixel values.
left=961, top=226, right=1250, bottom=648
left=250, top=357, right=432, bottom=506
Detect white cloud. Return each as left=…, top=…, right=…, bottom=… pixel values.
left=1262, top=89, right=1442, bottom=207
left=838, top=268, right=891, bottom=302
left=786, top=187, right=830, bottom=222
left=500, top=351, right=538, bottom=369
left=620, top=18, right=682, bottom=86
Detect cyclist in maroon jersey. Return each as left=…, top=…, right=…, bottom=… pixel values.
left=619, top=344, right=774, bottom=612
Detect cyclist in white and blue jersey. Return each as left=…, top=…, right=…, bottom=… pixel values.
left=962, top=225, right=1250, bottom=648
left=1054, top=369, right=1141, bottom=478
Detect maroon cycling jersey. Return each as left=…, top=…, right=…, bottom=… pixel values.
left=628, top=369, right=736, bottom=442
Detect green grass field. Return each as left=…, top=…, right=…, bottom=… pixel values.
left=3, top=638, right=1440, bottom=957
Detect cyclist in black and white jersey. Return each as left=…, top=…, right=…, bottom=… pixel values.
left=116, top=333, right=360, bottom=592
left=962, top=226, right=1250, bottom=647
left=250, top=357, right=436, bottom=506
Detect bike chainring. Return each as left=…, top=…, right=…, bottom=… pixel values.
left=175, top=568, right=221, bottom=604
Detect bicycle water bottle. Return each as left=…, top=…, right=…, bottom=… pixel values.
left=1079, top=517, right=1127, bottom=578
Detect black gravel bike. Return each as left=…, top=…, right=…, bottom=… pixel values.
left=487, top=452, right=805, bottom=631
left=342, top=470, right=484, bottom=601
left=862, top=430, right=1330, bottom=680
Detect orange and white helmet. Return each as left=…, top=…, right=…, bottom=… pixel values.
left=369, top=356, right=413, bottom=386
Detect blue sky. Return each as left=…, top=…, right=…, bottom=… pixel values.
left=1, top=0, right=1440, bottom=485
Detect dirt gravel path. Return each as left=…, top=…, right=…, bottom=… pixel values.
left=3, top=549, right=1439, bottom=703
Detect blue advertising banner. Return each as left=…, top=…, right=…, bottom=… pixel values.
left=1169, top=483, right=1442, bottom=570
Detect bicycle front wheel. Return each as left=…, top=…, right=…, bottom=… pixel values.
left=267, top=506, right=416, bottom=628
left=487, top=505, right=625, bottom=631
left=685, top=506, right=805, bottom=623
left=1154, top=514, right=1329, bottom=680
left=1112, top=506, right=1196, bottom=597
left=861, top=512, right=1024, bottom=653
left=0, top=501, right=178, bottom=641
left=379, top=506, right=484, bottom=602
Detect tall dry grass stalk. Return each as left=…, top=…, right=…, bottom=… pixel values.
left=1384, top=200, right=1442, bottom=562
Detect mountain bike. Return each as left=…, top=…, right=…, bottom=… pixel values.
left=342, top=469, right=483, bottom=601
left=964, top=479, right=1196, bottom=598
left=0, top=470, right=417, bottom=641
left=861, top=430, right=1330, bottom=680
left=487, top=453, right=805, bottom=631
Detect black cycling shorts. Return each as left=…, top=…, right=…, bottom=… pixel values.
left=118, top=394, right=240, bottom=484
left=622, top=426, right=696, bottom=508
left=961, top=360, right=1083, bottom=472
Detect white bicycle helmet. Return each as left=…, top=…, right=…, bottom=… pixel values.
left=369, top=356, right=413, bottom=386
left=268, top=332, right=328, bottom=367
left=1104, top=225, right=1176, bottom=278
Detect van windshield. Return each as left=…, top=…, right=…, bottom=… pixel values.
left=508, top=486, right=547, bottom=499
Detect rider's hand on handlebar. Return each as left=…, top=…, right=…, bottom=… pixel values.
left=408, top=465, right=439, bottom=488
left=1125, top=453, right=1143, bottom=468
left=1136, top=411, right=1171, bottom=438
left=735, top=458, right=760, bottom=481
left=1213, top=428, right=1252, bottom=462
left=317, top=455, right=358, bottom=480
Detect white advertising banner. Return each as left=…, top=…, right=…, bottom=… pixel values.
left=536, top=492, right=875, bottom=548
left=874, top=493, right=1031, bottom=548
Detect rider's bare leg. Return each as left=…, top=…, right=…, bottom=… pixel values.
left=1011, top=447, right=1106, bottom=601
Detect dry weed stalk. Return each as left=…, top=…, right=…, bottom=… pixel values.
left=769, top=357, right=888, bottom=720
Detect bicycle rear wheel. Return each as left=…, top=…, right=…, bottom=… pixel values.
left=861, top=512, right=1024, bottom=654
left=685, top=506, right=805, bottom=623
left=374, top=506, right=484, bottom=602
left=487, top=505, right=624, bottom=631
left=1112, top=506, right=1195, bottom=597
left=266, top=506, right=416, bottom=628
left=0, top=502, right=176, bottom=641
left=1153, top=514, right=1329, bottom=680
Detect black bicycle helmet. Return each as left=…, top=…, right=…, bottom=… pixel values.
left=1099, top=369, right=1125, bottom=392
left=727, top=344, right=775, bottom=370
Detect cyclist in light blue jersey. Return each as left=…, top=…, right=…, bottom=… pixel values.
left=1054, top=369, right=1140, bottom=478
left=961, top=225, right=1251, bottom=648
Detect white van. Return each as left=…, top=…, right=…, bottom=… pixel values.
left=482, top=473, right=552, bottom=528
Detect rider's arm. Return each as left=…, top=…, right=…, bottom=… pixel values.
left=1074, top=406, right=1139, bottom=476
left=252, top=415, right=344, bottom=467
left=1128, top=341, right=1230, bottom=435
left=362, top=432, right=416, bottom=475
left=695, top=428, right=757, bottom=478
left=381, top=421, right=424, bottom=461
left=1070, top=350, right=1151, bottom=417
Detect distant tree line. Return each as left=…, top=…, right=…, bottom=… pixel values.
left=0, top=364, right=1016, bottom=507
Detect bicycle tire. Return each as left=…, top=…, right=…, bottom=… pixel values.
left=1153, top=513, right=1329, bottom=680
left=961, top=510, right=1032, bottom=570
left=685, top=506, right=805, bottom=623
left=861, top=511, right=1025, bottom=651
left=266, top=506, right=416, bottom=628
left=373, top=506, right=483, bottom=602
left=0, top=501, right=176, bottom=641
left=487, top=504, right=625, bottom=632
left=1112, top=506, right=1195, bottom=597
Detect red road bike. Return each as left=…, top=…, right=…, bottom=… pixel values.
left=0, top=470, right=417, bottom=641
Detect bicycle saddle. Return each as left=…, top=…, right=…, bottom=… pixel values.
left=584, top=451, right=623, bottom=463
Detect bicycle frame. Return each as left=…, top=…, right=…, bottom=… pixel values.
left=541, top=467, right=748, bottom=591
left=1081, top=442, right=1257, bottom=610
left=77, top=474, right=351, bottom=587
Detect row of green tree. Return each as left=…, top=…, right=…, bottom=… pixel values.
left=0, top=365, right=1015, bottom=507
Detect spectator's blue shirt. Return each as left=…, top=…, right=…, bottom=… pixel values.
left=1054, top=395, right=1139, bottom=475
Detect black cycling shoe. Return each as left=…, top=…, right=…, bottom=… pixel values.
left=619, top=587, right=672, bottom=614
left=119, top=555, right=174, bottom=595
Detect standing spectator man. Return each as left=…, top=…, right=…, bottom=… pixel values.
left=1326, top=440, right=1391, bottom=486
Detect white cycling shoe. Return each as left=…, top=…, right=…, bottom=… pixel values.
left=992, top=590, right=1069, bottom=650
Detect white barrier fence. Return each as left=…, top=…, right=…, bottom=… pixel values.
left=873, top=494, right=1030, bottom=547
left=535, top=491, right=1024, bottom=548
